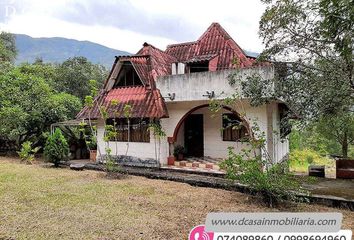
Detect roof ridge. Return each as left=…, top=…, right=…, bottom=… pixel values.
left=166, top=41, right=197, bottom=48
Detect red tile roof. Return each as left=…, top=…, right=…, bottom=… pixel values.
left=76, top=86, right=168, bottom=119
left=79, top=23, right=264, bottom=120
left=166, top=23, right=254, bottom=69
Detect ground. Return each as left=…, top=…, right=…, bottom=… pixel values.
left=0, top=157, right=353, bottom=240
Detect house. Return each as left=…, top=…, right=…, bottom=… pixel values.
left=76, top=23, right=290, bottom=169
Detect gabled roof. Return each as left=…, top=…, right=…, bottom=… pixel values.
left=81, top=23, right=263, bottom=120
left=76, top=86, right=168, bottom=119
left=166, top=22, right=254, bottom=70
left=104, top=43, right=177, bottom=90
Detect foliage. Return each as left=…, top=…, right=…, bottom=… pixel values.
left=257, top=0, right=353, bottom=117
left=316, top=113, right=354, bottom=157
left=0, top=32, right=17, bottom=63
left=221, top=145, right=304, bottom=207
left=17, top=141, right=40, bottom=164
left=53, top=57, right=108, bottom=101
left=229, top=0, right=354, bottom=159
left=148, top=121, right=166, bottom=164
left=210, top=97, right=304, bottom=207
left=173, top=145, right=186, bottom=158
left=44, top=128, right=69, bottom=167
left=289, top=149, right=333, bottom=173
left=289, top=117, right=354, bottom=158
left=0, top=67, right=82, bottom=148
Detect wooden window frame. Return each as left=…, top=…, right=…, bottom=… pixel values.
left=106, top=118, right=150, bottom=143
left=222, top=113, right=248, bottom=142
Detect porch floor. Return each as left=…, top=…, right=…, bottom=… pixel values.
left=167, top=156, right=224, bottom=174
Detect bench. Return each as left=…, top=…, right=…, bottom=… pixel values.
left=336, top=159, right=354, bottom=179
left=308, top=165, right=325, bottom=178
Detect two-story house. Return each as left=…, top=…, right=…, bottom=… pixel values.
left=77, top=23, right=290, bottom=170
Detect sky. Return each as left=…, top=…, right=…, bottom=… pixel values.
left=0, top=0, right=266, bottom=53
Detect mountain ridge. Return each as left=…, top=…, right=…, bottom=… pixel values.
left=15, top=34, right=131, bottom=68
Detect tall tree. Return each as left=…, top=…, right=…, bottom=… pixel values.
left=53, top=57, right=108, bottom=101
left=228, top=0, right=354, bottom=157
left=258, top=0, right=353, bottom=118
left=316, top=113, right=354, bottom=157
left=0, top=67, right=81, bottom=148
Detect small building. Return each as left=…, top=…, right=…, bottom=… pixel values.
left=77, top=23, right=290, bottom=169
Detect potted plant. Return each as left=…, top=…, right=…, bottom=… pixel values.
left=173, top=145, right=185, bottom=161
left=87, top=137, right=97, bottom=161
left=167, top=156, right=176, bottom=165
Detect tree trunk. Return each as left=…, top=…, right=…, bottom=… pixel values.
left=342, top=130, right=348, bottom=158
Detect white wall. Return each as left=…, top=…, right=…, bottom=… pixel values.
left=271, top=103, right=290, bottom=162
left=96, top=119, right=167, bottom=162
left=157, top=66, right=275, bottom=102
left=96, top=100, right=288, bottom=165
left=161, top=100, right=268, bottom=160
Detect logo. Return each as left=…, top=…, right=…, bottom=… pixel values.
left=189, top=225, right=214, bottom=240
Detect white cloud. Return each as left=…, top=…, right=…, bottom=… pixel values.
left=0, top=0, right=266, bottom=53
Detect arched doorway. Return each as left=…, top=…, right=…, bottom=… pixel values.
left=168, top=104, right=251, bottom=159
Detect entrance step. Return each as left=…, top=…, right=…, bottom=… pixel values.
left=174, top=161, right=221, bottom=171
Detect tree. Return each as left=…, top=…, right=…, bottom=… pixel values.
left=258, top=0, right=353, bottom=119
left=0, top=32, right=17, bottom=63
left=53, top=57, right=108, bottom=101
left=229, top=0, right=354, bottom=157
left=316, top=113, right=354, bottom=157
left=44, top=128, right=69, bottom=167
left=0, top=67, right=81, bottom=148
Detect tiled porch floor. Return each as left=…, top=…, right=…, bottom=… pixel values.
left=164, top=156, right=225, bottom=174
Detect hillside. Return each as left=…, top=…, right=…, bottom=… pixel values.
left=15, top=34, right=131, bottom=68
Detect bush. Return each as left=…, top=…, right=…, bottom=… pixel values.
left=44, top=128, right=69, bottom=167
left=289, top=149, right=333, bottom=173
left=17, top=141, right=40, bottom=164
left=221, top=147, right=304, bottom=207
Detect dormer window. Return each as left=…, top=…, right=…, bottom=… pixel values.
left=114, top=61, right=143, bottom=88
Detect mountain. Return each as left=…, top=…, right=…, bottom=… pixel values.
left=15, top=34, right=131, bottom=68
left=244, top=50, right=260, bottom=58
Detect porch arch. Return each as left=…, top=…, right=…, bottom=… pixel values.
left=168, top=104, right=252, bottom=143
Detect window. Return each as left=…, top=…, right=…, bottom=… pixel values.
left=106, top=118, right=150, bottom=142
left=279, top=104, right=291, bottom=138
left=188, top=61, right=209, bottom=73
left=222, top=113, right=248, bottom=141
left=114, top=62, right=143, bottom=88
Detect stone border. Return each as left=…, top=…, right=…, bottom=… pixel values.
left=69, top=163, right=354, bottom=211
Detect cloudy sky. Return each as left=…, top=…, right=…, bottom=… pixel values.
left=0, top=0, right=266, bottom=53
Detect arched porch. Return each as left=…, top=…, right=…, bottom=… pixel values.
left=166, top=104, right=252, bottom=163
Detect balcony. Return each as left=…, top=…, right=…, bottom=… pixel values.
left=156, top=66, right=274, bottom=102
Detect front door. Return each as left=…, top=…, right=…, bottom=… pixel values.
left=184, top=114, right=204, bottom=157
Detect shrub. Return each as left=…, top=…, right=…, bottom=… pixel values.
left=220, top=147, right=304, bottom=207
left=17, top=141, right=40, bottom=164
left=44, top=128, right=69, bottom=167
left=289, top=149, right=333, bottom=173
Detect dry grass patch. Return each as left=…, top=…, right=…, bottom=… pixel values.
left=0, top=157, right=353, bottom=239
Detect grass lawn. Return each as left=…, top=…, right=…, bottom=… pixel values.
left=0, top=157, right=353, bottom=239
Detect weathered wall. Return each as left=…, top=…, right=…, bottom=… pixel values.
left=95, top=66, right=289, bottom=166
left=96, top=119, right=167, bottom=164
left=161, top=100, right=267, bottom=160
left=157, top=66, right=274, bottom=102
left=95, top=100, right=288, bottom=166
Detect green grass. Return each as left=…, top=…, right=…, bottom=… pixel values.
left=0, top=158, right=353, bottom=239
